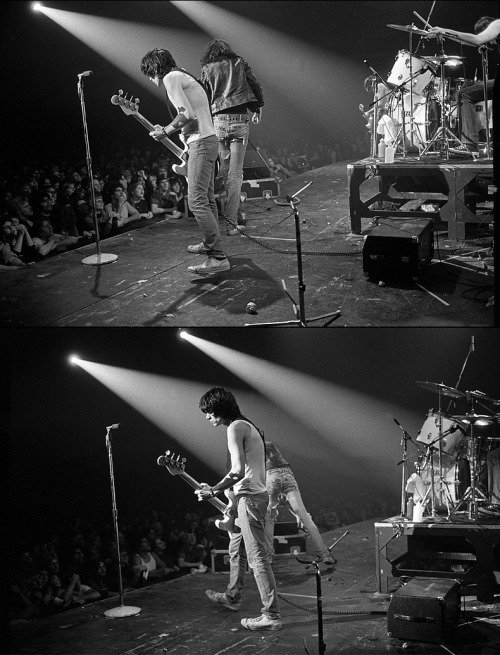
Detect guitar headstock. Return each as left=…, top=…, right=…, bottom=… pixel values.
left=110, top=90, right=140, bottom=116
left=157, top=450, right=186, bottom=476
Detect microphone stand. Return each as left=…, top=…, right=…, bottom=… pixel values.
left=245, top=183, right=341, bottom=327
left=394, top=418, right=417, bottom=517
left=77, top=73, right=118, bottom=266
left=103, top=425, right=141, bottom=618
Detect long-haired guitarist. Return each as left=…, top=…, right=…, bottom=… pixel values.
left=195, top=387, right=282, bottom=632
left=140, top=48, right=230, bottom=276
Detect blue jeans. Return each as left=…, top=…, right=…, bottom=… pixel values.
left=265, top=468, right=330, bottom=560
left=457, top=80, right=494, bottom=148
left=230, top=494, right=280, bottom=618
left=187, top=135, right=225, bottom=257
left=214, top=114, right=249, bottom=230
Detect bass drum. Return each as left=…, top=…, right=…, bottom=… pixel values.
left=411, top=456, right=469, bottom=509
left=388, top=95, right=439, bottom=148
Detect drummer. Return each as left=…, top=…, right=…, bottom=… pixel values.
left=428, top=17, right=500, bottom=152
left=482, top=446, right=500, bottom=516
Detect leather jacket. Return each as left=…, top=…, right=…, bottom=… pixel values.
left=201, top=56, right=264, bottom=115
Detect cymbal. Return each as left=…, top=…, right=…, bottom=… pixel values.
left=387, top=23, right=429, bottom=37
left=422, top=55, right=464, bottom=65
left=416, top=381, right=465, bottom=398
left=453, top=414, right=494, bottom=424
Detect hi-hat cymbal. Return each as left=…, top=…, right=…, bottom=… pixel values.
left=416, top=381, right=465, bottom=398
left=387, top=23, right=429, bottom=37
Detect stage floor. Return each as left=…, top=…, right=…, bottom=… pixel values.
left=0, top=162, right=494, bottom=327
left=8, top=519, right=500, bottom=655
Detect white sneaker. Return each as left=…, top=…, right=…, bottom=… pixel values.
left=188, top=257, right=230, bottom=276
left=241, top=614, right=282, bottom=631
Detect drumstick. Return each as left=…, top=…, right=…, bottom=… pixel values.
left=413, top=11, right=432, bottom=29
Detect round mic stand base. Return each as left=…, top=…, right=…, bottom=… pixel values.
left=104, top=605, right=141, bottom=618
left=82, top=252, right=119, bottom=266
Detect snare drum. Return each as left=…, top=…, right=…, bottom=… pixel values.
left=416, top=410, right=466, bottom=457
left=388, top=50, right=435, bottom=96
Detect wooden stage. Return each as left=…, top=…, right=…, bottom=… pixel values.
left=0, top=161, right=495, bottom=327
left=8, top=519, right=500, bottom=655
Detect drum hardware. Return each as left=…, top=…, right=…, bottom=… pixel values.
left=478, top=45, right=492, bottom=159
left=419, top=49, right=463, bottom=159
left=448, top=411, right=489, bottom=520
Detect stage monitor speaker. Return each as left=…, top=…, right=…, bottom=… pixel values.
left=363, top=217, right=434, bottom=281
left=243, top=141, right=272, bottom=180
left=387, top=578, right=460, bottom=644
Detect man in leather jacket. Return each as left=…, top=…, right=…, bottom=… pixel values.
left=200, top=40, right=264, bottom=236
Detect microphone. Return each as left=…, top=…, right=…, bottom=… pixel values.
left=471, top=336, right=475, bottom=352
left=106, top=423, right=120, bottom=430
left=363, top=60, right=377, bottom=76
left=78, top=70, right=93, bottom=78
left=393, top=417, right=402, bottom=427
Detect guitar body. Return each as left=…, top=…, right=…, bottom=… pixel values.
left=157, top=451, right=236, bottom=532
left=111, top=92, right=188, bottom=177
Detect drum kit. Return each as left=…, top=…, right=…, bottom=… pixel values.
left=401, top=380, right=500, bottom=522
left=366, top=20, right=492, bottom=160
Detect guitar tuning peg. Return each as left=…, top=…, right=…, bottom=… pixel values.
left=165, top=450, right=171, bottom=456
left=181, top=457, right=186, bottom=463
left=135, top=98, right=140, bottom=104
left=176, top=455, right=181, bottom=461
left=118, top=89, right=123, bottom=96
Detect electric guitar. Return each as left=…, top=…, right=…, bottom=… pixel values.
left=111, top=91, right=188, bottom=177
left=157, top=450, right=236, bottom=532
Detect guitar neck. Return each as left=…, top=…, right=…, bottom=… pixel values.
left=179, top=471, right=228, bottom=514
left=130, top=112, right=184, bottom=158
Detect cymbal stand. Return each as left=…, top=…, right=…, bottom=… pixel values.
left=478, top=45, right=492, bottom=158
left=419, top=38, right=462, bottom=159
left=449, top=396, right=489, bottom=520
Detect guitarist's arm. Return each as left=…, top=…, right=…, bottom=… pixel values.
left=149, top=72, right=195, bottom=142
left=195, top=422, right=246, bottom=502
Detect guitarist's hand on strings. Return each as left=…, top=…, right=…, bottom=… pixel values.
left=195, top=483, right=216, bottom=501
left=150, top=124, right=169, bottom=142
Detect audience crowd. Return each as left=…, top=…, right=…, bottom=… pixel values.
left=0, top=135, right=366, bottom=268
left=8, top=489, right=396, bottom=626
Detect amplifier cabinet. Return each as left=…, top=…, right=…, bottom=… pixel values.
left=387, top=578, right=460, bottom=644
left=363, top=217, right=433, bottom=280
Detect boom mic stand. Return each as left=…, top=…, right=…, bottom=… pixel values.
left=103, top=424, right=141, bottom=618
left=478, top=45, right=492, bottom=159
left=77, top=71, right=118, bottom=266
left=245, top=183, right=341, bottom=326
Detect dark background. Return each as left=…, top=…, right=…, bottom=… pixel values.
left=2, top=1, right=498, bottom=166
left=7, top=327, right=500, bottom=545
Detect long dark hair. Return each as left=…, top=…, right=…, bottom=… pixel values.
left=140, top=48, right=177, bottom=78
left=200, top=39, right=239, bottom=66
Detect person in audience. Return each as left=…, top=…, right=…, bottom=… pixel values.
left=128, top=182, right=153, bottom=219
left=1, top=217, right=36, bottom=265
left=9, top=196, right=36, bottom=235
left=131, top=536, right=169, bottom=584
left=31, top=219, right=79, bottom=257
left=83, top=560, right=115, bottom=599
left=174, top=531, right=208, bottom=574
left=168, top=177, right=187, bottom=214
left=104, top=185, right=141, bottom=229
left=53, top=182, right=79, bottom=237
left=150, top=176, right=182, bottom=219
left=151, top=537, right=179, bottom=575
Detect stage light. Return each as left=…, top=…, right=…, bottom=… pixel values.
left=69, top=355, right=81, bottom=364
left=32, top=3, right=43, bottom=11
left=179, top=331, right=189, bottom=340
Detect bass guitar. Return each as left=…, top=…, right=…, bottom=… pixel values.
left=111, top=90, right=188, bottom=176
left=157, top=450, right=236, bottom=532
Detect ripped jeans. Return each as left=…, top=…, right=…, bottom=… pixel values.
left=214, top=114, right=249, bottom=230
